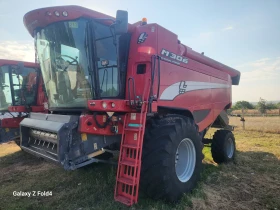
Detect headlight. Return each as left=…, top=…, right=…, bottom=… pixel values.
left=54, top=11, right=60, bottom=17
left=62, top=11, right=68, bottom=17
left=102, top=102, right=107, bottom=109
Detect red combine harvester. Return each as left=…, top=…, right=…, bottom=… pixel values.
left=21, top=6, right=241, bottom=206
left=0, top=59, right=47, bottom=144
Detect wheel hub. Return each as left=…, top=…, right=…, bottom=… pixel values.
left=175, top=138, right=196, bottom=183
left=226, top=138, right=234, bottom=158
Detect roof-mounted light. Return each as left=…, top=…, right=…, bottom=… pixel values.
left=54, top=11, right=60, bottom=17
left=46, top=11, right=52, bottom=16
left=141, top=17, right=147, bottom=25
left=62, top=11, right=68, bottom=17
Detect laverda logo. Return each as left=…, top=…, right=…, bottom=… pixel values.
left=160, top=49, right=188, bottom=65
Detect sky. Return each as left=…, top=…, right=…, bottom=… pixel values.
left=0, top=0, right=279, bottom=102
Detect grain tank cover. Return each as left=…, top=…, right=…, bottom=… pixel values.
left=181, top=45, right=241, bottom=85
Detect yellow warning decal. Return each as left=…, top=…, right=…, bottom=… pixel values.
left=5, top=128, right=9, bottom=132
left=81, top=133, right=88, bottom=141
left=69, top=21, right=78, bottom=28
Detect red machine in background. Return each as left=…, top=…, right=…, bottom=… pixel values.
left=0, top=59, right=47, bottom=144
left=21, top=6, right=240, bottom=206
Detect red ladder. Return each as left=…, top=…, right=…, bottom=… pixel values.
left=114, top=104, right=147, bottom=206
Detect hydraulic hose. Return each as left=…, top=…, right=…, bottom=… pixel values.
left=93, top=112, right=111, bottom=128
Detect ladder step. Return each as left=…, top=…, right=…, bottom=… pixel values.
left=118, top=177, right=134, bottom=185
left=124, top=127, right=142, bottom=132
left=127, top=123, right=142, bottom=127
left=115, top=195, right=132, bottom=206
left=120, top=160, right=138, bottom=167
left=122, top=144, right=138, bottom=149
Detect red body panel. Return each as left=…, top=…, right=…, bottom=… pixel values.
left=0, top=117, right=25, bottom=128
left=79, top=114, right=124, bottom=135
left=23, top=5, right=135, bottom=37
left=180, top=45, right=240, bottom=82
left=87, top=100, right=133, bottom=112
left=125, top=24, right=236, bottom=131
left=8, top=105, right=45, bottom=113
left=23, top=6, right=240, bottom=133
left=0, top=59, right=47, bottom=129
left=0, top=59, right=39, bottom=69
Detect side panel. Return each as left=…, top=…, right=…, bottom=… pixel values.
left=211, top=75, right=231, bottom=121
left=124, top=23, right=232, bottom=131
left=125, top=24, right=158, bottom=100
left=157, top=61, right=215, bottom=131
left=156, top=25, right=231, bottom=131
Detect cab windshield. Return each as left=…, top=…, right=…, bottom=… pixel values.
left=35, top=18, right=119, bottom=109
left=0, top=65, right=38, bottom=111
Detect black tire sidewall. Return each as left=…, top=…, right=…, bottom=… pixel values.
left=211, top=130, right=236, bottom=163
left=171, top=120, right=203, bottom=194
left=222, top=132, right=236, bottom=161
left=141, top=115, right=203, bottom=202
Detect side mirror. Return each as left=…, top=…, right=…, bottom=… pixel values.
left=115, top=10, right=128, bottom=35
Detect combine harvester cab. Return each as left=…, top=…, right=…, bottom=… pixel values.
left=0, top=59, right=47, bottom=144
left=21, top=6, right=240, bottom=206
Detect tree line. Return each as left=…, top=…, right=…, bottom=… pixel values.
left=230, top=98, right=280, bottom=115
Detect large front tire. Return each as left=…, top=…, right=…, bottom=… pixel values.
left=141, top=115, right=203, bottom=202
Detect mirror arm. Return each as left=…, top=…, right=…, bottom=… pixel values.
left=94, top=18, right=116, bottom=24
left=109, top=23, right=117, bottom=47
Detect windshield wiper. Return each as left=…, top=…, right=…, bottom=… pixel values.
left=100, top=68, right=108, bottom=94
left=109, top=25, right=117, bottom=47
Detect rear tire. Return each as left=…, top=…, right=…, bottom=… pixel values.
left=141, top=115, right=203, bottom=202
left=211, top=130, right=236, bottom=164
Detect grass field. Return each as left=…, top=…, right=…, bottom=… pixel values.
left=0, top=120, right=280, bottom=209
left=231, top=109, right=279, bottom=116
left=229, top=116, right=280, bottom=134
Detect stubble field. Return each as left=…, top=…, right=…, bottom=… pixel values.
left=0, top=117, right=279, bottom=210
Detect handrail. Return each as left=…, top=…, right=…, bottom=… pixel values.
left=127, top=77, right=137, bottom=109
left=150, top=55, right=161, bottom=100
